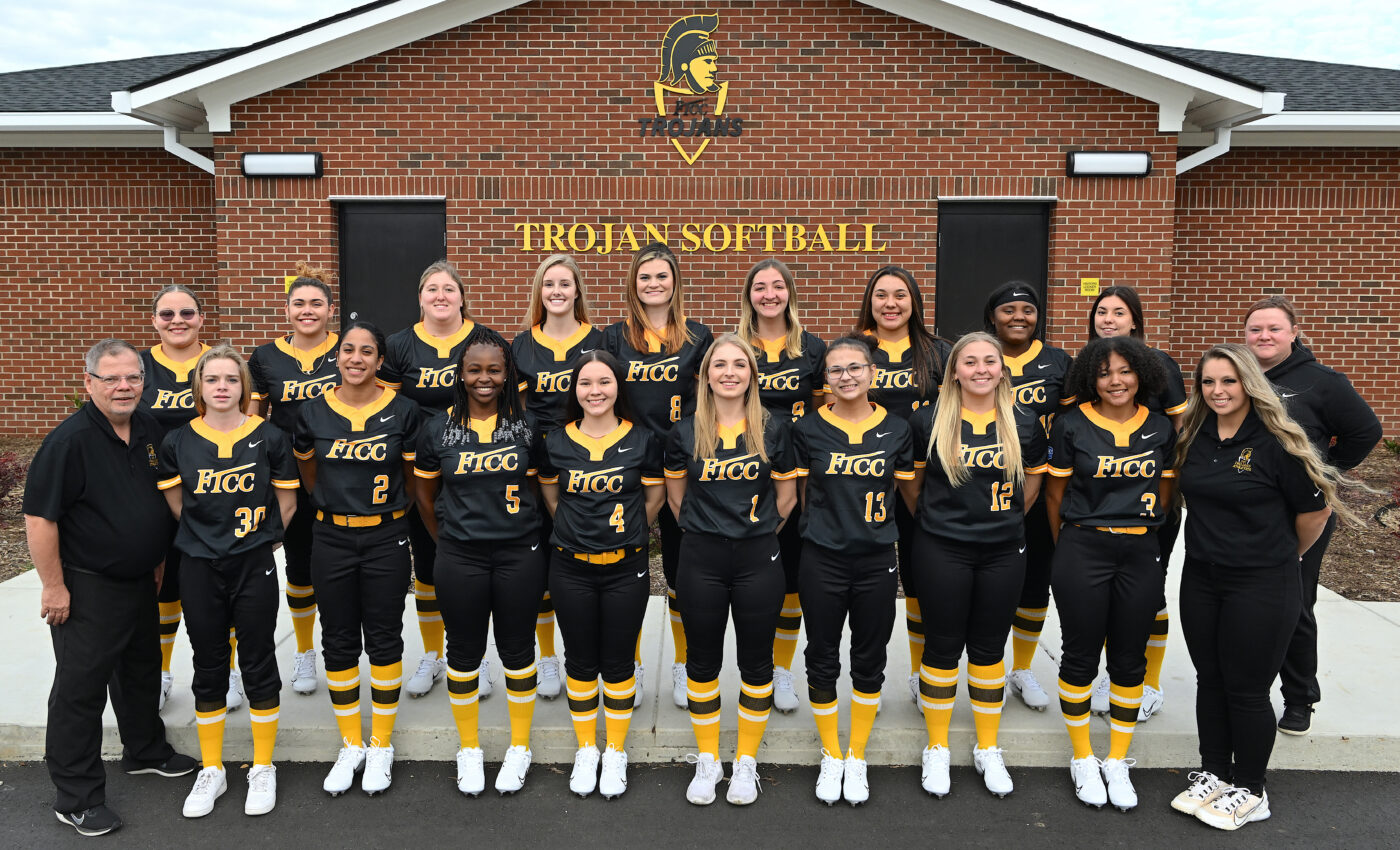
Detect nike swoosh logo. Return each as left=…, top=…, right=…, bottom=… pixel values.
left=580, top=349, right=596, bottom=354
left=1313, top=488, right=1322, bottom=497
left=1019, top=546, right=1026, bottom=554
left=72, top=813, right=86, bottom=825
left=398, top=538, right=409, bottom=546
left=1142, top=432, right=1158, bottom=439
left=248, top=440, right=263, bottom=448
left=875, top=432, right=890, bottom=438
left=1037, top=364, right=1051, bottom=370
left=265, top=568, right=275, bottom=576
left=380, top=415, right=396, bottom=423
left=1011, top=292, right=1030, bottom=298
left=1155, top=557, right=1161, bottom=562
left=618, top=447, right=634, bottom=453
left=887, top=566, right=896, bottom=573
left=1281, top=392, right=1298, bottom=398
left=636, top=571, right=647, bottom=578
left=531, top=543, right=539, bottom=551
left=770, top=552, right=780, bottom=561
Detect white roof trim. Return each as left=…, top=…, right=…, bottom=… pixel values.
left=0, top=112, right=157, bottom=132
left=1239, top=112, right=1400, bottom=132
left=0, top=112, right=213, bottom=147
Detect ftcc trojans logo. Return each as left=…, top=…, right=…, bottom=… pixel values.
left=637, top=14, right=745, bottom=165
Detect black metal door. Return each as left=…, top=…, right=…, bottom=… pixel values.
left=934, top=202, right=1051, bottom=340
left=337, top=201, right=447, bottom=337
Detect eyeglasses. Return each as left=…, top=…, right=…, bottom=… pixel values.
left=825, top=364, right=870, bottom=379
left=87, top=372, right=145, bottom=387
left=155, top=308, right=199, bottom=322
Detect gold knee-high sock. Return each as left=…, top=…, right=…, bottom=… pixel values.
left=158, top=601, right=181, bottom=674
left=249, top=704, right=279, bottom=766
left=634, top=631, right=642, bottom=665
left=772, top=593, right=802, bottom=670
left=1107, top=681, right=1144, bottom=760
left=285, top=583, right=317, bottom=654
left=1010, top=607, right=1047, bottom=671
left=736, top=679, right=773, bottom=760
left=195, top=706, right=226, bottom=769
left=602, top=675, right=637, bottom=752
left=687, top=677, right=721, bottom=758
left=668, top=590, right=687, bottom=664
left=808, top=685, right=841, bottom=757
left=848, top=689, right=881, bottom=760
left=448, top=666, right=481, bottom=749
left=1058, top=678, right=1094, bottom=759
left=536, top=592, right=557, bottom=658
left=567, top=676, right=599, bottom=748
left=504, top=662, right=538, bottom=748
left=905, top=598, right=924, bottom=676
left=919, top=664, right=958, bottom=749
left=369, top=661, right=403, bottom=747
left=968, top=660, right=1006, bottom=750
left=326, top=667, right=362, bottom=747
left=228, top=628, right=237, bottom=671
left=414, top=582, right=444, bottom=657
left=1144, top=609, right=1169, bottom=691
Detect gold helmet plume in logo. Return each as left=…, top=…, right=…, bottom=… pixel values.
left=658, top=14, right=721, bottom=95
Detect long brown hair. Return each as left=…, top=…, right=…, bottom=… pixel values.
left=737, top=259, right=805, bottom=359
left=854, top=265, right=944, bottom=396
left=523, top=253, right=590, bottom=329
left=622, top=242, right=694, bottom=354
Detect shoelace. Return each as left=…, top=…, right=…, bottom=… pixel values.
left=1185, top=771, right=1219, bottom=799
left=1215, top=787, right=1253, bottom=814
left=249, top=767, right=274, bottom=792
left=733, top=760, right=761, bottom=794
left=295, top=653, right=316, bottom=679
left=414, top=656, right=438, bottom=678
left=819, top=750, right=843, bottom=781
left=192, top=768, right=220, bottom=794
left=774, top=668, right=793, bottom=689
left=979, top=747, right=1006, bottom=767
left=1103, top=758, right=1137, bottom=782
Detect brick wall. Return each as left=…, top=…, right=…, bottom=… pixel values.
left=1175, top=148, right=1400, bottom=435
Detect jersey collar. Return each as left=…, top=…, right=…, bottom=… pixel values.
left=415, top=320, right=474, bottom=358
left=1079, top=401, right=1149, bottom=448
left=325, top=387, right=397, bottom=431
left=864, top=330, right=910, bottom=362
left=756, top=336, right=786, bottom=364
left=566, top=419, right=633, bottom=461
left=191, top=415, right=264, bottom=459
left=961, top=407, right=997, bottom=436
left=717, top=419, right=746, bottom=450
left=532, top=323, right=593, bottom=362
left=818, top=403, right=888, bottom=445
left=149, top=343, right=210, bottom=382
left=275, top=333, right=338, bottom=374
left=469, top=414, right=498, bottom=443
left=1001, top=339, right=1044, bottom=378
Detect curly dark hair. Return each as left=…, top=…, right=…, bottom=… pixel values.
left=447, top=324, right=529, bottom=441
left=1065, top=336, right=1166, bottom=405
left=562, top=349, right=638, bottom=425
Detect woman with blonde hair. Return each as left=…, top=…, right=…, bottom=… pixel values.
left=907, top=332, right=1046, bottom=799
left=665, top=333, right=797, bottom=806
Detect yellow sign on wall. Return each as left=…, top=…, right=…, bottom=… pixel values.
left=514, top=222, right=887, bottom=254
left=1080, top=278, right=1100, bottom=296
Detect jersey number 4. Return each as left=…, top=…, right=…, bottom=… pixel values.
left=610, top=503, right=626, bottom=533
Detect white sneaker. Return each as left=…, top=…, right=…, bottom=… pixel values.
left=323, top=743, right=365, bottom=795
left=599, top=747, right=628, bottom=799
left=685, top=752, right=723, bottom=805
left=159, top=672, right=174, bottom=712
left=815, top=749, right=844, bottom=805
left=1137, top=684, right=1164, bottom=721
left=291, top=650, right=319, bottom=695
left=226, top=670, right=245, bottom=712
left=537, top=656, right=562, bottom=700
left=478, top=660, right=494, bottom=699
left=842, top=752, right=869, bottom=806
left=570, top=745, right=600, bottom=797
left=1007, top=669, right=1049, bottom=711
left=671, top=662, right=688, bottom=709
left=1171, top=770, right=1225, bottom=815
left=182, top=766, right=226, bottom=818
left=455, top=746, right=485, bottom=797
left=1101, top=757, right=1137, bottom=811
left=244, top=764, right=276, bottom=816
left=405, top=652, right=446, bottom=698
left=1070, top=756, right=1106, bottom=808
left=361, top=744, right=394, bottom=795
left=1196, top=786, right=1271, bottom=831
left=727, top=755, right=761, bottom=805
left=633, top=662, right=646, bottom=705
left=908, top=674, right=920, bottom=705
left=772, top=667, right=799, bottom=714
left=495, top=745, right=531, bottom=795
left=973, top=746, right=1014, bottom=797
left=920, top=745, right=950, bottom=797
left=1090, top=674, right=1110, bottom=715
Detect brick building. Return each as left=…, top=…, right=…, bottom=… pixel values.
left=1, top=0, right=1396, bottom=435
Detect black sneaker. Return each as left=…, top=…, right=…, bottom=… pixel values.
left=55, top=805, right=123, bottom=836
left=1278, top=703, right=1313, bottom=736
left=122, top=750, right=198, bottom=777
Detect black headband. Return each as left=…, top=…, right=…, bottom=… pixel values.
left=991, top=286, right=1040, bottom=311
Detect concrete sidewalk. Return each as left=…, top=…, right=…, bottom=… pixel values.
left=2, top=548, right=1397, bottom=770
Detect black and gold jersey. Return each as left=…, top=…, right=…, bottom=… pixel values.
left=415, top=410, right=541, bottom=544
left=1047, top=403, right=1177, bottom=529
left=664, top=415, right=798, bottom=538
left=538, top=420, right=663, bottom=554
left=293, top=388, right=422, bottom=516
left=1003, top=339, right=1074, bottom=434
left=379, top=321, right=477, bottom=413
left=248, top=334, right=340, bottom=433
left=909, top=403, right=1049, bottom=544
left=861, top=333, right=953, bottom=421
left=140, top=343, right=210, bottom=438
left=793, top=404, right=915, bottom=553
left=157, top=416, right=300, bottom=559
left=1148, top=347, right=1188, bottom=418
left=601, top=318, right=713, bottom=436
left=751, top=332, right=827, bottom=421
left=511, top=323, right=604, bottom=431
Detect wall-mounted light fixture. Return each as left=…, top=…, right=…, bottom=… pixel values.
left=1066, top=151, right=1151, bottom=177
left=240, top=152, right=323, bottom=178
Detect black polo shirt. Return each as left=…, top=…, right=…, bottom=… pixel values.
left=23, top=402, right=173, bottom=579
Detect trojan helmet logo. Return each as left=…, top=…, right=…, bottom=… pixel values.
left=646, top=14, right=741, bottom=165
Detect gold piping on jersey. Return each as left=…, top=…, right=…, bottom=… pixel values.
left=415, top=320, right=475, bottom=358
left=817, top=403, right=888, bottom=445
left=274, top=333, right=339, bottom=374
left=717, top=419, right=746, bottom=450
left=864, top=331, right=910, bottom=361
left=190, top=415, right=266, bottom=459
left=469, top=414, right=498, bottom=443
left=324, top=387, right=398, bottom=432
left=149, top=342, right=211, bottom=382
left=1001, top=339, right=1044, bottom=378
left=565, top=419, right=634, bottom=461
left=1078, top=402, right=1150, bottom=448
left=756, top=337, right=787, bottom=364
left=531, top=323, right=594, bottom=362
left=961, top=408, right=997, bottom=436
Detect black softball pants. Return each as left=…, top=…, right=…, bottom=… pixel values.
left=914, top=529, right=1026, bottom=669
left=550, top=548, right=650, bottom=684
left=436, top=534, right=547, bottom=672
left=778, top=502, right=803, bottom=594
left=800, top=542, right=898, bottom=695
left=281, top=488, right=315, bottom=589
left=1279, top=513, right=1336, bottom=707
left=677, top=531, right=785, bottom=685
left=1181, top=555, right=1302, bottom=792
left=656, top=504, right=682, bottom=589
left=311, top=517, right=412, bottom=670
left=181, top=543, right=281, bottom=708
left=1016, top=495, right=1055, bottom=610
left=408, top=503, right=437, bottom=586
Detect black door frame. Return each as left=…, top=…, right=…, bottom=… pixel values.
left=933, top=200, right=1054, bottom=340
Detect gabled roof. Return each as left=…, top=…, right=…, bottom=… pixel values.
left=1153, top=46, right=1400, bottom=112
left=0, top=50, right=235, bottom=113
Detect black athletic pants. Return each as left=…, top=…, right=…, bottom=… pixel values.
left=408, top=503, right=437, bottom=587
left=778, top=502, right=803, bottom=594
left=1279, top=513, right=1336, bottom=707
left=311, top=517, right=412, bottom=670
left=436, top=534, right=547, bottom=672
left=800, top=542, right=898, bottom=694
left=1051, top=525, right=1162, bottom=688
left=1180, top=556, right=1302, bottom=792
left=181, top=544, right=281, bottom=709
left=281, top=488, right=315, bottom=589
left=1154, top=497, right=1183, bottom=610
left=656, top=504, right=682, bottom=589
left=47, top=570, right=175, bottom=813
left=894, top=499, right=917, bottom=599
left=1015, top=495, right=1055, bottom=610
left=914, top=529, right=1026, bottom=669
left=550, top=548, right=650, bottom=684
left=677, top=532, right=785, bottom=685
left=156, top=538, right=182, bottom=604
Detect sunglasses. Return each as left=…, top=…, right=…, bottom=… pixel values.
left=156, top=308, right=199, bottom=322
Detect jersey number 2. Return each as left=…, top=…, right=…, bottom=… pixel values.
left=371, top=474, right=389, bottom=505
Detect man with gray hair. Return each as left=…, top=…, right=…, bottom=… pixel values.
left=24, top=339, right=196, bottom=836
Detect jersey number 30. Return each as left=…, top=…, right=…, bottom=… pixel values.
left=233, top=506, right=266, bottom=538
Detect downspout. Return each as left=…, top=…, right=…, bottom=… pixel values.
left=1178, top=93, right=1287, bottom=175
left=163, top=125, right=215, bottom=175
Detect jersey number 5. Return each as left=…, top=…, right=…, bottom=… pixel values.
left=505, top=484, right=520, bottom=514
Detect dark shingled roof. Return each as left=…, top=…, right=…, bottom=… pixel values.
left=1153, top=46, right=1400, bottom=112
left=0, top=50, right=236, bottom=112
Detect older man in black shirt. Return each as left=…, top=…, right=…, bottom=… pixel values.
left=24, top=339, right=196, bottom=836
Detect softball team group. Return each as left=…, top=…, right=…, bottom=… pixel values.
left=141, top=244, right=1378, bottom=831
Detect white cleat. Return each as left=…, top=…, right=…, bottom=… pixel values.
left=536, top=656, right=562, bottom=700
left=671, top=663, right=688, bottom=709
left=361, top=744, right=394, bottom=795
left=772, top=666, right=799, bottom=714
left=478, top=660, right=494, bottom=699
left=322, top=743, right=365, bottom=796
left=570, top=745, right=600, bottom=797
left=920, top=745, right=950, bottom=797
left=1007, top=669, right=1050, bottom=711
left=685, top=752, right=723, bottom=805
left=633, top=662, right=646, bottom=705
left=908, top=674, right=920, bottom=705
left=455, top=747, right=485, bottom=797
left=973, top=746, right=1014, bottom=797
left=1171, top=770, right=1225, bottom=816
left=727, top=755, right=761, bottom=806
left=599, top=747, right=628, bottom=799
left=290, top=650, right=319, bottom=695
left=1070, top=756, right=1107, bottom=808
left=1137, top=684, right=1164, bottom=722
left=226, top=671, right=245, bottom=712
left=842, top=752, right=869, bottom=806
left=244, top=764, right=277, bottom=816
left=1101, top=758, right=1137, bottom=811
left=405, top=652, right=446, bottom=698
left=1196, top=786, right=1270, bottom=831
left=495, top=745, right=531, bottom=795
left=159, top=671, right=174, bottom=713
left=182, top=766, right=227, bottom=818
left=815, top=749, right=844, bottom=805
left=1090, top=675, right=1111, bottom=715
